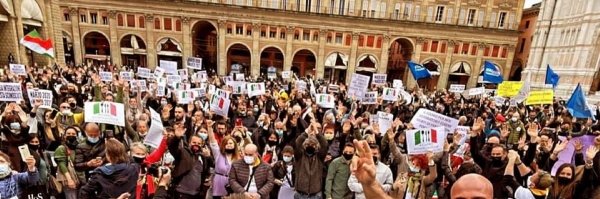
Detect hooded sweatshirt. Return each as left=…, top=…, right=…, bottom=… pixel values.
left=79, top=163, right=140, bottom=199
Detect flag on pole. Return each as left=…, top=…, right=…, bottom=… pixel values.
left=566, top=83, right=593, bottom=119
left=407, top=61, right=431, bottom=80
left=20, top=30, right=54, bottom=58
left=482, top=61, right=503, bottom=84
left=545, top=65, right=560, bottom=88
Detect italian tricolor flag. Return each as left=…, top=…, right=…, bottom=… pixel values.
left=20, top=30, right=54, bottom=58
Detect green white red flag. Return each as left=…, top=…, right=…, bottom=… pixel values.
left=20, top=30, right=54, bottom=58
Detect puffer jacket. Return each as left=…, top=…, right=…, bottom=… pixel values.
left=79, top=163, right=140, bottom=199
left=74, top=140, right=105, bottom=183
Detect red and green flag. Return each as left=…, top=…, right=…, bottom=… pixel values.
left=93, top=102, right=117, bottom=116
left=20, top=30, right=54, bottom=58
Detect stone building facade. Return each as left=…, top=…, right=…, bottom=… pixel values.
left=509, top=2, right=538, bottom=81
left=1, top=0, right=524, bottom=89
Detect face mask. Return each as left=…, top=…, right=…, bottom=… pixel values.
left=9, top=122, right=20, bottom=130
left=343, top=153, right=353, bottom=161
left=191, top=145, right=201, bottom=154
left=234, top=136, right=242, bottom=143
left=29, top=144, right=40, bottom=151
left=70, top=102, right=77, bottom=108
left=253, top=108, right=259, bottom=112
left=133, top=155, right=146, bottom=164
left=62, top=109, right=72, bottom=116
left=283, top=156, right=293, bottom=163
left=239, top=111, right=246, bottom=116
left=557, top=176, right=571, bottom=185
left=409, top=164, right=420, bottom=173
left=0, top=164, right=11, bottom=179
left=373, top=156, right=379, bottom=164
left=257, top=121, right=264, bottom=127
left=225, top=148, right=236, bottom=154
left=491, top=156, right=503, bottom=165
left=87, top=137, right=100, bottom=144
left=324, top=133, right=334, bottom=140
left=276, top=130, right=284, bottom=137
left=244, top=155, right=255, bottom=164
left=198, top=133, right=208, bottom=140
left=305, top=146, right=316, bottom=156
left=268, top=140, right=278, bottom=146
left=511, top=117, right=518, bottom=122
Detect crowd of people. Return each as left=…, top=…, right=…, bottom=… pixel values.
left=0, top=62, right=599, bottom=199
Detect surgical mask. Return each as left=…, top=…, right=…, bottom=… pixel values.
left=511, top=117, right=518, bottom=122
left=198, top=132, right=208, bottom=140
left=0, top=164, right=11, bottom=179
left=283, top=156, right=293, bottom=163
left=9, top=122, right=20, bottom=130
left=324, top=133, right=334, bottom=140
left=160, top=100, right=168, bottom=106
left=257, top=121, right=264, bottom=127
left=62, top=109, right=72, bottom=116
left=276, top=130, right=284, bottom=137
left=239, top=111, right=246, bottom=116
left=409, top=164, right=420, bottom=173
left=254, top=108, right=259, bottom=112
left=244, top=155, right=255, bottom=164
left=87, top=137, right=100, bottom=144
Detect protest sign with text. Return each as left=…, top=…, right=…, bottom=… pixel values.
left=0, top=83, right=23, bottom=101
left=159, top=60, right=177, bottom=74
left=186, top=57, right=203, bottom=70
left=144, top=108, right=164, bottom=148
left=406, top=127, right=446, bottom=154
left=84, top=102, right=125, bottom=127
left=372, top=74, right=387, bottom=85
left=316, top=94, right=335, bottom=108
left=410, top=109, right=459, bottom=135
left=448, top=84, right=465, bottom=93
left=137, top=68, right=152, bottom=78
left=382, top=87, right=399, bottom=101
left=9, top=64, right=27, bottom=76
left=362, top=91, right=377, bottom=104
left=27, top=89, right=53, bottom=108
left=347, top=73, right=370, bottom=100
left=525, top=89, right=554, bottom=105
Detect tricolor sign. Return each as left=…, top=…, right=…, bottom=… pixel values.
left=84, top=102, right=125, bottom=127
left=406, top=127, right=446, bottom=154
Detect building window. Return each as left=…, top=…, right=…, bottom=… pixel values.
left=80, top=14, right=87, bottom=23
left=431, top=41, right=439, bottom=52
left=316, top=0, right=321, bottom=13
left=435, top=6, right=444, bottom=22
left=261, top=28, right=267, bottom=37
left=362, top=10, right=367, bottom=17
left=236, top=25, right=243, bottom=34
left=467, top=9, right=476, bottom=25
left=247, top=26, right=252, bottom=36
left=371, top=10, right=375, bottom=18
left=404, top=3, right=411, bottom=19
left=139, top=17, right=145, bottom=28
left=294, top=30, right=300, bottom=40
left=422, top=41, right=429, bottom=52
left=327, top=33, right=332, bottom=43
left=283, top=0, right=287, bottom=10
left=358, top=35, right=364, bottom=47
left=330, top=0, right=335, bottom=14
left=366, top=36, right=374, bottom=47
left=339, top=0, right=345, bottom=15
left=154, top=18, right=161, bottom=30
left=335, top=33, right=343, bottom=44
left=127, top=14, right=135, bottom=28
left=64, top=13, right=70, bottom=21
left=296, top=0, right=301, bottom=11
left=519, top=38, right=526, bottom=53
left=102, top=15, right=108, bottom=25
left=303, top=32, right=310, bottom=40
left=164, top=18, right=172, bottom=30
left=175, top=20, right=181, bottom=31
left=270, top=31, right=277, bottom=38
left=461, top=43, right=469, bottom=54
left=227, top=24, right=233, bottom=34
left=313, top=33, right=318, bottom=41
left=280, top=31, right=286, bottom=39
left=305, top=0, right=311, bottom=12
left=118, top=14, right=124, bottom=26
left=440, top=42, right=447, bottom=53
left=498, top=12, right=507, bottom=28
left=471, top=45, right=477, bottom=56
left=90, top=13, right=97, bottom=24
left=376, top=37, right=382, bottom=48
left=525, top=20, right=530, bottom=29
left=501, top=47, right=508, bottom=58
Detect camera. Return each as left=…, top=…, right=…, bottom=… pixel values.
left=146, top=164, right=169, bottom=178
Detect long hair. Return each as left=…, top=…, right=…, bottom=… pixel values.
left=551, top=163, right=577, bottom=199
left=220, top=136, right=241, bottom=160
left=105, top=138, right=129, bottom=164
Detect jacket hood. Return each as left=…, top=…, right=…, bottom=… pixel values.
left=96, top=163, right=131, bottom=176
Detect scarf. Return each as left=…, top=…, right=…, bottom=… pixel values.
left=405, top=172, right=422, bottom=199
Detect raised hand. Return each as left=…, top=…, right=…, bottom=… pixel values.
left=387, top=128, right=396, bottom=141
left=174, top=124, right=186, bottom=137
left=527, top=123, right=539, bottom=138
left=453, top=132, right=463, bottom=146
left=586, top=146, right=599, bottom=161
left=351, top=139, right=376, bottom=186
left=517, top=137, right=526, bottom=150
left=553, top=140, right=569, bottom=154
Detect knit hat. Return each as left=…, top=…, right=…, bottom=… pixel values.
left=495, top=114, right=506, bottom=122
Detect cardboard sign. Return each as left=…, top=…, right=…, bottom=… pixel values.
left=281, top=71, right=292, bottom=79
left=210, top=95, right=230, bottom=117
left=99, top=72, right=113, bottom=82
left=449, top=84, right=465, bottom=93
left=166, top=75, right=182, bottom=85
left=377, top=111, right=393, bottom=135
left=410, top=109, right=459, bottom=135
left=229, top=81, right=247, bottom=94
left=176, top=90, right=197, bottom=104
left=137, top=68, right=152, bottom=79
left=0, top=83, right=23, bottom=101
left=186, top=57, right=203, bottom=70
left=120, top=71, right=134, bottom=81
left=497, top=81, right=524, bottom=97
left=159, top=60, right=178, bottom=74
left=348, top=73, right=370, bottom=100
left=154, top=67, right=165, bottom=78
left=316, top=94, right=335, bottom=108
left=247, top=82, right=266, bottom=97
left=372, top=74, right=387, bottom=85
left=525, top=89, right=554, bottom=105
left=144, top=108, right=164, bottom=148
left=178, top=69, right=189, bottom=80
left=406, top=127, right=447, bottom=154
left=393, top=79, right=404, bottom=89
left=362, top=91, right=378, bottom=105
left=84, top=102, right=125, bottom=127
left=235, top=73, right=245, bottom=81
left=382, top=87, right=399, bottom=101
left=468, top=87, right=485, bottom=96
left=296, top=80, right=307, bottom=92
left=27, top=89, right=53, bottom=109
left=9, top=64, right=27, bottom=76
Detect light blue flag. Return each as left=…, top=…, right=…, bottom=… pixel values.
left=482, top=61, right=503, bottom=84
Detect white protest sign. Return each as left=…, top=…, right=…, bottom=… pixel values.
left=328, top=85, right=340, bottom=93
left=192, top=71, right=208, bottom=83
left=382, top=87, right=399, bottom=101
left=296, top=80, right=307, bottom=92
left=27, top=89, right=53, bottom=108
left=144, top=108, right=164, bottom=148
left=159, top=60, right=178, bottom=74
left=406, top=127, right=446, bottom=154
left=372, top=74, right=387, bottom=85
left=178, top=69, right=189, bottom=80
left=235, top=73, right=245, bottom=81
left=154, top=67, right=165, bottom=78
left=120, top=71, right=134, bottom=81
left=494, top=96, right=506, bottom=107
left=247, top=82, right=266, bottom=97
left=410, top=109, right=459, bottom=135
left=230, top=81, right=247, bottom=94
left=449, top=84, right=466, bottom=93
left=191, top=88, right=206, bottom=98
left=377, top=111, right=393, bottom=135
left=176, top=90, right=196, bottom=104
left=137, top=68, right=152, bottom=79
left=84, top=102, right=125, bottom=127
left=210, top=95, right=230, bottom=117
left=316, top=94, right=335, bottom=108
left=0, top=83, right=23, bottom=102
left=590, top=105, right=598, bottom=117
left=215, top=88, right=230, bottom=99
left=362, top=91, right=378, bottom=104
left=400, top=89, right=413, bottom=105
left=393, top=79, right=404, bottom=89
left=99, top=72, right=113, bottom=82
left=453, top=126, right=470, bottom=145
left=130, top=80, right=148, bottom=92
left=468, top=87, right=485, bottom=96
left=166, top=75, right=182, bottom=85
left=348, top=73, right=370, bottom=100
left=9, top=64, right=27, bottom=76
left=186, top=57, right=203, bottom=70
left=281, top=71, right=292, bottom=79
left=267, top=67, right=277, bottom=79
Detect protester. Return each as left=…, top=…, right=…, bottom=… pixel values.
left=74, top=122, right=105, bottom=183
left=347, top=145, right=393, bottom=199
left=450, top=173, right=493, bottom=199
left=271, top=145, right=295, bottom=199
left=0, top=151, right=38, bottom=198
left=208, top=119, right=242, bottom=198
left=228, top=143, right=275, bottom=199
left=325, top=143, right=355, bottom=199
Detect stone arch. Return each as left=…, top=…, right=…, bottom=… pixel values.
left=260, top=45, right=286, bottom=57
left=356, top=53, right=379, bottom=72
left=420, top=57, right=443, bottom=74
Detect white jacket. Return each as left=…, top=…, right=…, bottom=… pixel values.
left=348, top=162, right=394, bottom=199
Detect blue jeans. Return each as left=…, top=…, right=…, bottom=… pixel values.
left=294, top=191, right=322, bottom=199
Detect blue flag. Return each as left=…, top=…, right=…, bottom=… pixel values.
left=545, top=65, right=560, bottom=88
left=408, top=61, right=431, bottom=80
left=566, top=83, right=593, bottom=118
left=482, top=61, right=503, bottom=84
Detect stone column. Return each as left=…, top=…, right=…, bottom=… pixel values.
left=406, top=37, right=426, bottom=89
left=378, top=34, right=391, bottom=74
left=316, top=29, right=327, bottom=79
left=345, top=32, right=360, bottom=84
left=283, top=26, right=294, bottom=71
left=108, top=10, right=121, bottom=67
left=69, top=7, right=83, bottom=65
left=437, top=40, right=455, bottom=90
left=14, top=0, right=26, bottom=64
left=50, top=0, right=66, bottom=65
left=251, top=23, right=261, bottom=77
left=468, top=43, right=487, bottom=88
left=503, top=44, right=516, bottom=79
left=145, top=14, right=156, bottom=69
left=217, top=19, right=227, bottom=76
left=181, top=17, right=192, bottom=69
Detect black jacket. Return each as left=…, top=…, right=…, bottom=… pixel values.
left=79, top=163, right=140, bottom=199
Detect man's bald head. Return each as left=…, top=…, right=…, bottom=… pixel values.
left=244, top=144, right=258, bottom=157
left=451, top=174, right=493, bottom=199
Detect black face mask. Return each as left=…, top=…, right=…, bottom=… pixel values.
left=225, top=148, right=236, bottom=154
left=234, top=136, right=243, bottom=143
left=70, top=102, right=77, bottom=109
left=491, top=157, right=504, bottom=166
left=133, top=156, right=145, bottom=164
left=268, top=140, right=278, bottom=146
left=305, top=146, right=316, bottom=156
left=65, top=136, right=78, bottom=148
left=372, top=156, right=379, bottom=164
left=342, top=153, right=353, bottom=161
left=29, top=144, right=40, bottom=151
left=557, top=176, right=571, bottom=185
left=190, top=145, right=201, bottom=154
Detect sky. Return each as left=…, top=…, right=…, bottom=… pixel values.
left=525, top=0, right=542, bottom=8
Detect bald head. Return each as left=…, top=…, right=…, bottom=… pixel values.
left=244, top=144, right=258, bottom=157
left=451, top=174, right=493, bottom=199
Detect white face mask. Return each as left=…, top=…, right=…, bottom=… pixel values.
left=62, top=109, right=72, bottom=116
left=244, top=155, right=255, bottom=165
left=511, top=117, right=518, bottom=122
left=0, top=163, right=11, bottom=178
left=283, top=156, right=293, bottom=163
